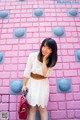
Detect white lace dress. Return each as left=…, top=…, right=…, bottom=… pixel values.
left=24, top=52, right=53, bottom=108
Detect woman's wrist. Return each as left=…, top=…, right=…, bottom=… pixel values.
left=43, top=58, right=47, bottom=63
left=22, top=85, right=26, bottom=89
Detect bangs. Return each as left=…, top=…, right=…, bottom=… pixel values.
left=45, top=41, right=54, bottom=51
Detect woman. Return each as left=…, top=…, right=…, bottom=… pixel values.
left=22, top=38, right=58, bottom=120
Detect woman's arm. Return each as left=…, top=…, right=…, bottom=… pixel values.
left=42, top=53, right=51, bottom=77
left=23, top=77, right=29, bottom=86
left=22, top=77, right=29, bottom=92
left=42, top=59, right=48, bottom=77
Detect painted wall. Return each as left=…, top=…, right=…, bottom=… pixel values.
left=0, top=0, right=80, bottom=120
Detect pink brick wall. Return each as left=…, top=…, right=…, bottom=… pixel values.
left=0, top=0, right=80, bottom=120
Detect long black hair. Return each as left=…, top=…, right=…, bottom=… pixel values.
left=38, top=38, right=58, bottom=67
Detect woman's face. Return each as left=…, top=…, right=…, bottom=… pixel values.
left=41, top=43, right=52, bottom=56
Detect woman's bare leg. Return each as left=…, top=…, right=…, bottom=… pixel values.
left=28, top=106, right=37, bottom=120
left=38, top=106, right=48, bottom=120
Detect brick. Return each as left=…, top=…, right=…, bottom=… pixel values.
left=49, top=78, right=56, bottom=85
left=10, top=95, right=17, bottom=102
left=33, top=22, right=39, bottom=26
left=75, top=110, right=80, bottom=118
left=48, top=102, right=58, bottom=110
left=73, top=93, right=80, bottom=100
left=58, top=21, right=69, bottom=26
left=6, top=39, right=18, bottom=44
left=0, top=72, right=10, bottom=78
left=62, top=63, right=70, bottom=69
left=27, top=33, right=33, bottom=38
left=11, top=58, right=18, bottom=63
left=2, top=95, right=9, bottom=102
left=0, top=79, right=2, bottom=86
left=1, top=29, right=7, bottom=33
left=61, top=43, right=68, bottom=49
left=8, top=28, right=14, bottom=33
left=0, top=87, right=9, bottom=94
left=33, top=33, right=39, bottom=37
left=10, top=112, right=17, bottom=120
left=67, top=101, right=80, bottom=109
left=0, top=103, right=8, bottom=110
left=5, top=51, right=18, bottom=57
left=70, top=63, right=80, bottom=69
left=78, top=69, right=80, bottom=76
left=18, top=64, right=25, bottom=71
left=64, top=70, right=77, bottom=77
left=0, top=40, right=6, bottom=44
left=27, top=18, right=38, bottom=22
left=5, top=58, right=11, bottom=63
left=56, top=70, right=64, bottom=77
left=0, top=45, right=11, bottom=50
left=19, top=44, right=32, bottom=50
left=9, top=103, right=17, bottom=111
left=58, top=102, right=66, bottom=110
left=45, top=27, right=52, bottom=32
left=28, top=38, right=39, bottom=43
left=67, top=110, right=75, bottom=118
left=68, top=50, right=74, bottom=55
left=50, top=86, right=57, bottom=94
left=18, top=57, right=27, bottom=63
left=40, top=32, right=52, bottom=37
left=66, top=32, right=72, bottom=37
left=51, top=110, right=67, bottom=119
left=66, top=93, right=73, bottom=101
left=72, top=77, right=80, bottom=84
left=32, top=44, right=40, bottom=49
left=62, top=56, right=75, bottom=62
left=67, top=43, right=74, bottom=49
left=18, top=71, right=24, bottom=78
left=67, top=38, right=79, bottom=43
left=0, top=95, right=1, bottom=102
left=72, top=32, right=78, bottom=37
left=20, top=18, right=27, bottom=22
left=57, top=56, right=62, bottom=62
left=11, top=72, right=18, bottom=78
left=63, top=17, right=74, bottom=22
left=55, top=63, right=63, bottom=69
left=50, top=94, right=65, bottom=102
left=4, top=64, right=17, bottom=71
left=73, top=85, right=80, bottom=92
left=70, top=22, right=76, bottom=26
left=0, top=65, right=3, bottom=71
left=3, top=79, right=9, bottom=86
left=19, top=51, right=25, bottom=56
left=39, top=27, right=46, bottom=32
left=73, top=43, right=80, bottom=48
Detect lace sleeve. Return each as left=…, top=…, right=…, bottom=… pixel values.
left=23, top=53, right=32, bottom=78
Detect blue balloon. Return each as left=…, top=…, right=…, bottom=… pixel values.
left=76, top=50, right=80, bottom=61
left=58, top=78, right=71, bottom=92
left=68, top=9, right=78, bottom=16
left=0, top=52, right=4, bottom=63
left=53, top=27, right=64, bottom=36
left=10, top=80, right=23, bottom=94
left=34, top=9, right=43, bottom=17
left=14, top=28, right=25, bottom=38
left=0, top=10, right=9, bottom=18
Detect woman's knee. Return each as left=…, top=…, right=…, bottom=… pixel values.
left=38, top=106, right=47, bottom=113
left=30, top=106, right=37, bottom=112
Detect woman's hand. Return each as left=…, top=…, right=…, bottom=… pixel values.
left=43, top=53, right=51, bottom=62
left=22, top=86, right=26, bottom=93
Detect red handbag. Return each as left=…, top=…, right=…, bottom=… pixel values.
left=18, top=89, right=30, bottom=119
